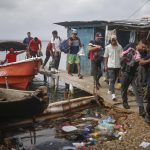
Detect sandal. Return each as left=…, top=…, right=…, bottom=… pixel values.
left=68, top=73, right=73, bottom=76
left=78, top=74, right=83, bottom=79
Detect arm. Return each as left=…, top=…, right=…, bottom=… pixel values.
left=16, top=50, right=26, bottom=55
left=139, top=59, right=150, bottom=65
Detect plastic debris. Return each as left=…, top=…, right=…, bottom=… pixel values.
left=62, top=126, right=77, bottom=132
left=62, top=146, right=76, bottom=150
left=139, top=141, right=150, bottom=148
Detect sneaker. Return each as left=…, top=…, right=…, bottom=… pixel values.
left=145, top=114, right=150, bottom=123
left=54, top=69, right=60, bottom=73
left=139, top=106, right=146, bottom=117
left=112, top=94, right=116, bottom=100
left=107, top=90, right=111, bottom=94
left=123, top=102, right=130, bottom=109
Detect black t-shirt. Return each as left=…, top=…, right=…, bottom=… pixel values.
left=69, top=37, right=80, bottom=54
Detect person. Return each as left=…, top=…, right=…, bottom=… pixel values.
left=42, top=42, right=53, bottom=68
left=121, top=39, right=147, bottom=116
left=23, top=32, right=33, bottom=46
left=51, top=30, right=62, bottom=71
left=67, top=29, right=83, bottom=79
left=88, top=32, right=104, bottom=90
left=2, top=48, right=26, bottom=64
left=28, top=37, right=42, bottom=57
left=139, top=52, right=150, bottom=122
left=104, top=35, right=123, bottom=100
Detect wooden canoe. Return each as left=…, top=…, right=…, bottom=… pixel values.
left=0, top=86, right=49, bottom=121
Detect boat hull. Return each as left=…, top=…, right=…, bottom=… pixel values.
left=0, top=86, right=49, bottom=120
left=0, top=58, right=41, bottom=90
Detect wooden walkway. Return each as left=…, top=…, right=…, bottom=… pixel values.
left=39, top=66, right=142, bottom=113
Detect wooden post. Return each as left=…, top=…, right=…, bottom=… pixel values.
left=44, top=75, right=47, bottom=84
left=55, top=75, right=59, bottom=91
left=5, top=77, right=9, bottom=89
left=69, top=83, right=74, bottom=94
left=51, top=77, right=55, bottom=87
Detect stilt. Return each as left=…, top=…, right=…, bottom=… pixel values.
left=69, top=83, right=74, bottom=94
left=44, top=75, right=47, bottom=83
left=55, top=76, right=59, bottom=91
left=51, top=77, right=55, bottom=87
left=5, top=77, right=9, bottom=89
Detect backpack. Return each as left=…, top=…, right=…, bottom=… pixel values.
left=59, top=39, right=70, bottom=54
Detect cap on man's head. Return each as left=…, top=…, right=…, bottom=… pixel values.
left=95, top=32, right=103, bottom=38
left=71, top=29, right=78, bottom=34
left=111, top=35, right=117, bottom=40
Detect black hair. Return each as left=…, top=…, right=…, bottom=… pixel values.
left=34, top=37, right=38, bottom=41
left=52, top=30, right=58, bottom=35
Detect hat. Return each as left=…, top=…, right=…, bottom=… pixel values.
left=95, top=32, right=103, bottom=38
left=111, top=35, right=117, bottom=40
left=71, top=29, right=78, bottom=34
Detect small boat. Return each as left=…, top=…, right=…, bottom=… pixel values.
left=0, top=86, right=49, bottom=120
left=0, top=57, right=42, bottom=90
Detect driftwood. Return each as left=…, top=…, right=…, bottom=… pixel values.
left=44, top=96, right=95, bottom=114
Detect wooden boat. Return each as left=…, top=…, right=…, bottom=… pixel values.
left=0, top=86, right=49, bottom=120
left=0, top=57, right=42, bottom=90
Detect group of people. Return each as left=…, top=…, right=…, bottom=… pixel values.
left=88, top=31, right=150, bottom=123
left=2, top=29, right=150, bottom=123
left=42, top=29, right=83, bottom=78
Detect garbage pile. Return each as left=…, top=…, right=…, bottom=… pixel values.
left=55, top=109, right=127, bottom=149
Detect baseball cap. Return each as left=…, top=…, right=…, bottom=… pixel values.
left=71, top=29, right=78, bottom=34
left=95, top=32, right=103, bottom=38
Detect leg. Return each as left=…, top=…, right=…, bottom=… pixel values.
left=43, top=51, right=50, bottom=67
left=121, top=72, right=132, bottom=109
left=145, top=85, right=150, bottom=122
left=132, top=76, right=145, bottom=116
left=108, top=69, right=116, bottom=94
left=54, top=52, right=61, bottom=70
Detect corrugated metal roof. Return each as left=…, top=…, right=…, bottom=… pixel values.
left=55, top=19, right=150, bottom=29
left=54, top=20, right=108, bottom=28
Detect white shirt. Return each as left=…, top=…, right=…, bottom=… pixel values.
left=104, top=44, right=123, bottom=68
left=51, top=37, right=61, bottom=52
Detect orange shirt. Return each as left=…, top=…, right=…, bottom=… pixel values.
left=6, top=52, right=18, bottom=63
left=29, top=39, right=41, bottom=52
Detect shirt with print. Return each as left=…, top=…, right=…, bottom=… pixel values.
left=104, top=43, right=123, bottom=68
left=89, top=40, right=103, bottom=61
left=51, top=37, right=61, bottom=52
left=6, top=52, right=19, bottom=63
left=69, top=37, right=81, bottom=54
left=29, top=39, right=41, bottom=52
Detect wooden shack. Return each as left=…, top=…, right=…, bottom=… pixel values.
left=55, top=18, right=150, bottom=75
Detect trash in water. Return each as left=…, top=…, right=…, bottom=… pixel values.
left=62, top=126, right=78, bottom=132
left=139, top=141, right=150, bottom=148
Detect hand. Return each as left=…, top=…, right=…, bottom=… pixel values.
left=104, top=66, right=108, bottom=72
left=97, top=45, right=102, bottom=49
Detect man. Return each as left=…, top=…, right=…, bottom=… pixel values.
left=51, top=30, right=61, bottom=71
left=104, top=35, right=123, bottom=100
left=3, top=48, right=26, bottom=64
left=23, top=32, right=33, bottom=46
left=121, top=39, right=147, bottom=116
left=42, top=42, right=53, bottom=68
left=88, top=32, right=104, bottom=90
left=139, top=52, right=150, bottom=122
left=68, top=29, right=83, bottom=79
left=28, top=37, right=42, bottom=57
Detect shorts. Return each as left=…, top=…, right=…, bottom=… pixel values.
left=68, top=54, right=80, bottom=64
